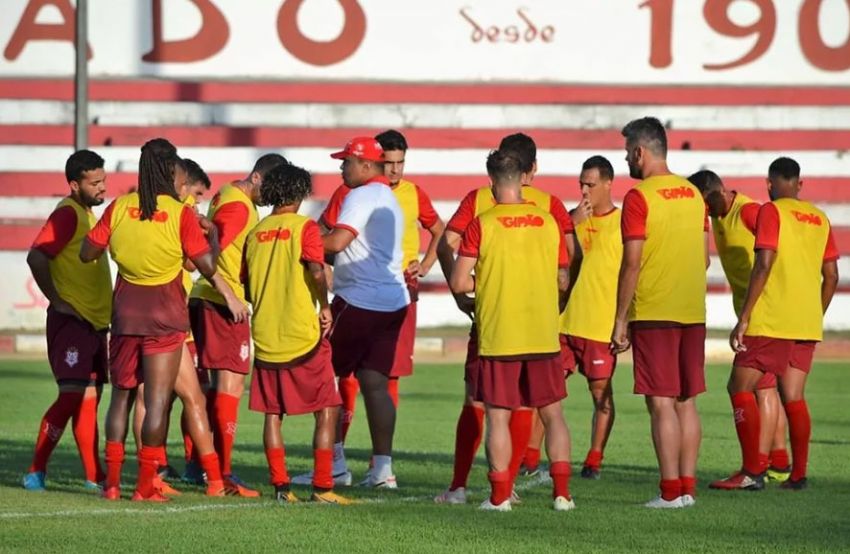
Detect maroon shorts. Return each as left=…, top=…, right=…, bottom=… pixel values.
left=389, top=300, right=417, bottom=378
left=477, top=354, right=566, bottom=409
left=45, top=307, right=108, bottom=384
left=185, top=340, right=209, bottom=387
left=464, top=325, right=480, bottom=393
left=733, top=336, right=817, bottom=376
left=631, top=323, right=706, bottom=398
left=189, top=299, right=251, bottom=375
left=560, top=334, right=615, bottom=380
left=329, top=296, right=406, bottom=378
left=109, top=332, right=186, bottom=389
left=249, top=339, right=341, bottom=416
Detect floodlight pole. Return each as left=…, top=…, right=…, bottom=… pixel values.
left=74, top=0, right=88, bottom=151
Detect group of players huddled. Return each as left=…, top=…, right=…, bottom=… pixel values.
left=22, top=116, right=838, bottom=511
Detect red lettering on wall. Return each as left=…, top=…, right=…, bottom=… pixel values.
left=277, top=0, right=366, bottom=66
left=142, top=0, right=229, bottom=63
left=460, top=7, right=555, bottom=43
left=4, top=0, right=92, bottom=61
left=798, top=0, right=850, bottom=71
left=13, top=277, right=49, bottom=310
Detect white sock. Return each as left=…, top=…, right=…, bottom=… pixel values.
left=332, top=442, right=347, bottom=472
left=372, top=455, right=393, bottom=481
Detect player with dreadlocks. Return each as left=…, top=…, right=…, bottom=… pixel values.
left=81, top=139, right=248, bottom=502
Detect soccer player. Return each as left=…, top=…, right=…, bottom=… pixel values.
left=434, top=133, right=574, bottom=504
left=322, top=136, right=409, bottom=488
left=611, top=117, right=707, bottom=509
left=243, top=163, right=352, bottom=505
left=450, top=149, right=573, bottom=512
left=82, top=138, right=247, bottom=501
left=189, top=153, right=287, bottom=497
left=22, top=150, right=112, bottom=492
left=688, top=170, right=791, bottom=487
left=726, top=157, right=839, bottom=491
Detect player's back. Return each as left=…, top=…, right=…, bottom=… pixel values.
left=713, top=192, right=758, bottom=316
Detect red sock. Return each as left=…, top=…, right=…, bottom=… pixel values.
left=313, top=448, right=333, bottom=490
left=158, top=445, right=169, bottom=468
left=199, top=452, right=222, bottom=483
left=660, top=478, right=682, bottom=501
left=583, top=449, right=603, bottom=470
left=508, top=409, right=533, bottom=484
left=488, top=470, right=511, bottom=505
left=680, top=475, right=696, bottom=497
left=264, top=447, right=289, bottom=486
left=549, top=461, right=572, bottom=499
left=104, top=440, right=125, bottom=489
left=769, top=448, right=790, bottom=469
left=212, top=393, right=240, bottom=476
left=180, top=413, right=194, bottom=463
left=523, top=447, right=541, bottom=470
left=71, top=395, right=102, bottom=482
left=784, top=400, right=811, bottom=482
left=339, top=376, right=359, bottom=443
left=28, top=391, right=83, bottom=473
left=136, top=445, right=160, bottom=497
left=731, top=392, right=762, bottom=475
left=449, top=405, right=485, bottom=490
left=387, top=378, right=399, bottom=409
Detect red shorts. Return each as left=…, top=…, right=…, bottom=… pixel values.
left=389, top=300, right=417, bottom=378
left=464, top=325, right=480, bottom=393
left=631, top=323, right=706, bottom=398
left=189, top=299, right=251, bottom=375
left=329, top=296, right=407, bottom=378
left=109, top=332, right=186, bottom=389
left=249, top=339, right=341, bottom=416
left=45, top=307, right=108, bottom=384
left=185, top=340, right=209, bottom=387
left=477, top=354, right=566, bottom=409
left=733, top=336, right=817, bottom=376
left=560, top=334, right=615, bottom=380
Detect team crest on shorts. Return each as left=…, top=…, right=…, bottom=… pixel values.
left=240, top=341, right=250, bottom=361
left=64, top=347, right=79, bottom=368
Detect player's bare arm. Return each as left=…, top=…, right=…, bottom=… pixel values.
left=306, top=260, right=333, bottom=337
left=449, top=255, right=477, bottom=295
left=704, top=231, right=711, bottom=269
left=26, top=247, right=82, bottom=320
left=323, top=227, right=356, bottom=254
left=564, top=233, right=583, bottom=306
left=193, top=251, right=249, bottom=324
left=611, top=239, right=643, bottom=353
left=821, top=259, right=839, bottom=313
left=557, top=267, right=570, bottom=313
left=437, top=229, right=474, bottom=316
left=419, top=219, right=446, bottom=277
left=730, top=248, right=776, bottom=352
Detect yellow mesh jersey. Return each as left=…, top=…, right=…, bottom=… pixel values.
left=561, top=208, right=622, bottom=342
left=747, top=199, right=831, bottom=341
left=713, top=192, right=757, bottom=317
left=49, top=198, right=112, bottom=329
left=474, top=204, right=562, bottom=356
left=245, top=214, right=320, bottom=362
left=393, top=180, right=423, bottom=268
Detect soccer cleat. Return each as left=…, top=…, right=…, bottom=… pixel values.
left=311, top=490, right=356, bottom=505
left=22, top=471, right=46, bottom=492
left=205, top=479, right=226, bottom=497
left=292, top=469, right=353, bottom=487
left=274, top=485, right=299, bottom=504
left=681, top=494, right=696, bottom=507
left=364, top=473, right=398, bottom=489
left=157, top=464, right=180, bottom=481
left=153, top=476, right=181, bottom=496
left=780, top=477, right=808, bottom=491
left=553, top=496, right=576, bottom=511
left=102, top=486, right=121, bottom=501
left=644, top=495, right=684, bottom=509
left=519, top=464, right=540, bottom=478
left=433, top=487, right=468, bottom=505
left=131, top=489, right=169, bottom=502
left=223, top=474, right=260, bottom=498
left=708, top=471, right=765, bottom=491
left=766, top=465, right=791, bottom=483
left=581, top=466, right=601, bottom=480
left=479, top=498, right=511, bottom=512
left=181, top=460, right=207, bottom=486
left=357, top=468, right=372, bottom=487
left=83, top=480, right=103, bottom=492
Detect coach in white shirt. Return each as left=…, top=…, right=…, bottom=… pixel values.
left=323, top=136, right=410, bottom=489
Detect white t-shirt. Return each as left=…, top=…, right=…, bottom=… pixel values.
left=333, top=181, right=410, bottom=312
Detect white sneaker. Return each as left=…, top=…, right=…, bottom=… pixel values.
left=291, top=469, right=353, bottom=487
left=553, top=496, right=576, bottom=511
left=681, top=494, right=696, bottom=507
left=644, top=495, right=684, bottom=509
left=434, top=487, right=467, bottom=504
left=479, top=498, right=511, bottom=512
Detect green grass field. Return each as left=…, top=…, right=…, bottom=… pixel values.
left=1, top=359, right=849, bottom=553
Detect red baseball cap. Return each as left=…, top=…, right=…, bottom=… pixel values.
left=330, top=136, right=385, bottom=162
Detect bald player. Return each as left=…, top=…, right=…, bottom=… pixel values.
left=726, top=157, right=839, bottom=491
left=688, top=170, right=791, bottom=488
left=611, top=117, right=708, bottom=509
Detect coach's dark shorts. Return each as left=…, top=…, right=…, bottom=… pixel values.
left=330, top=296, right=406, bottom=378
